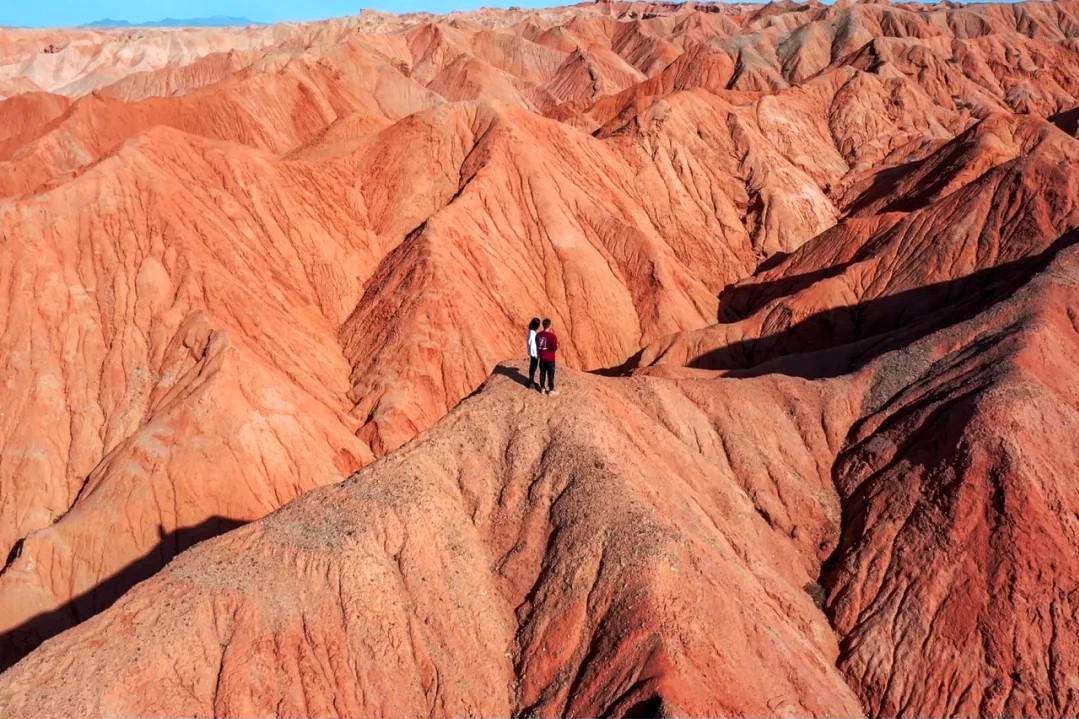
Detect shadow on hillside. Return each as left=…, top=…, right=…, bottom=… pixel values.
left=754, top=250, right=790, bottom=273
left=718, top=260, right=854, bottom=323
left=614, top=694, right=665, bottom=718
left=1051, top=106, right=1079, bottom=137
left=692, top=228, right=1078, bottom=379
left=493, top=364, right=531, bottom=387
left=844, top=158, right=925, bottom=215
left=0, top=516, right=246, bottom=673
left=591, top=349, right=644, bottom=377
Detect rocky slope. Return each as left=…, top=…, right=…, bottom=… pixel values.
left=3, top=235, right=1078, bottom=715
left=0, top=362, right=868, bottom=717
left=1, top=1, right=1078, bottom=716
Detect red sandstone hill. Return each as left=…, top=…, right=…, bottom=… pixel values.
left=1, top=1, right=1078, bottom=717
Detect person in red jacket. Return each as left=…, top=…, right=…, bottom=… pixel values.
left=535, top=318, right=559, bottom=395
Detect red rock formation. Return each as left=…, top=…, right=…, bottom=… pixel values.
left=0, top=363, right=871, bottom=717
left=1, top=1, right=1078, bottom=716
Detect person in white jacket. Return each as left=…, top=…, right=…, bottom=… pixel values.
left=527, top=317, right=541, bottom=389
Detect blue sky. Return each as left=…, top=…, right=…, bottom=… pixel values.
left=0, top=0, right=554, bottom=27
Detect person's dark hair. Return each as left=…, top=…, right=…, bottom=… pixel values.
left=529, top=317, right=541, bottom=331
left=542, top=318, right=551, bottom=329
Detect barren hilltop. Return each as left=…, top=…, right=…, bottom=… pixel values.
left=1, top=1, right=1078, bottom=716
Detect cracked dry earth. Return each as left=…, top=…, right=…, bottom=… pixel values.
left=1, top=0, right=1079, bottom=716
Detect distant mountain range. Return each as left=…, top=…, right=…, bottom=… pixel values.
left=81, top=16, right=265, bottom=28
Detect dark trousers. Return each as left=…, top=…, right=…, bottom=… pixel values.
left=539, top=360, right=555, bottom=391
left=528, top=356, right=539, bottom=385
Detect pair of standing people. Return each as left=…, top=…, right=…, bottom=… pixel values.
left=527, top=318, right=559, bottom=395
